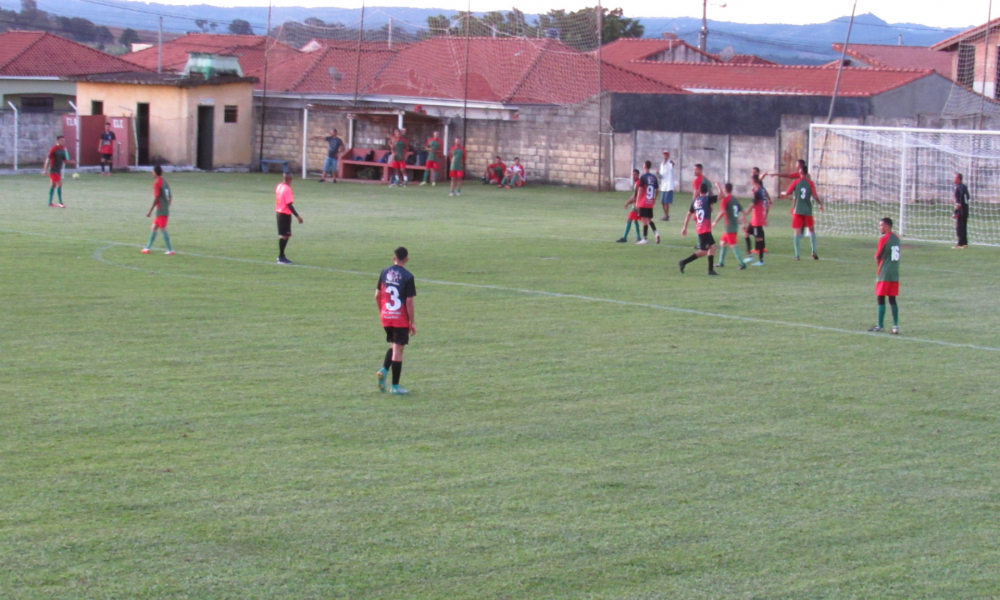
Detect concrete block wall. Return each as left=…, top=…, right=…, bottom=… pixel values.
left=0, top=111, right=66, bottom=167
left=463, top=96, right=610, bottom=189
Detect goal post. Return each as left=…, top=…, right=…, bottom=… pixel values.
left=809, top=123, right=1000, bottom=247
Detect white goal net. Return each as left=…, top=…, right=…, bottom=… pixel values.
left=810, top=124, right=1000, bottom=246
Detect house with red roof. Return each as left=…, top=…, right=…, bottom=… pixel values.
left=120, top=33, right=301, bottom=78
left=930, top=17, right=1000, bottom=97
left=252, top=36, right=686, bottom=187
left=0, top=30, right=148, bottom=112
left=826, top=43, right=953, bottom=78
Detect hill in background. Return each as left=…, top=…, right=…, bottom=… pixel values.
left=30, top=0, right=966, bottom=64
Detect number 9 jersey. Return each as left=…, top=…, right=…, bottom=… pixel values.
left=377, top=265, right=417, bottom=327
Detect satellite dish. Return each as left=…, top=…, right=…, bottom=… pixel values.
left=719, top=45, right=736, bottom=62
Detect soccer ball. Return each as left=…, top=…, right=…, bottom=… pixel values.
left=72, top=173, right=80, bottom=179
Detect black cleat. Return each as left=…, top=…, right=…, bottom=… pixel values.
left=615, top=237, right=627, bottom=243
left=708, top=271, right=720, bottom=276
left=678, top=260, right=685, bottom=274
left=867, top=326, right=883, bottom=332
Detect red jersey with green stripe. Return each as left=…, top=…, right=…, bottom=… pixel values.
left=876, top=232, right=900, bottom=282
left=153, top=176, right=171, bottom=216
left=787, top=177, right=818, bottom=216
left=719, top=195, right=742, bottom=233
left=392, top=137, right=408, bottom=161
left=449, top=146, right=465, bottom=170
left=426, top=138, right=442, bottom=162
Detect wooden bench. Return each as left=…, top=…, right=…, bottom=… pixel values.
left=260, top=159, right=290, bottom=173
left=338, top=148, right=444, bottom=183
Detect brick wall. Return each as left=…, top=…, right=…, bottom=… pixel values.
left=0, top=111, right=66, bottom=167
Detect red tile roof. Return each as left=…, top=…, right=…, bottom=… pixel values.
left=931, top=17, right=1000, bottom=51
left=595, top=37, right=721, bottom=67
left=617, top=60, right=936, bottom=97
left=725, top=54, right=776, bottom=66
left=830, top=43, right=953, bottom=77
left=121, top=33, right=300, bottom=80
left=245, top=44, right=395, bottom=95
left=360, top=37, right=685, bottom=104
left=0, top=30, right=149, bottom=77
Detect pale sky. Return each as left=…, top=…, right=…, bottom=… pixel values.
left=147, top=0, right=987, bottom=29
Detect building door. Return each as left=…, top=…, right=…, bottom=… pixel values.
left=197, top=105, right=214, bottom=171
left=137, top=102, right=150, bottom=165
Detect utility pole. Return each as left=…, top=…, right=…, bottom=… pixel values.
left=699, top=0, right=708, bottom=52
left=157, top=17, right=163, bottom=73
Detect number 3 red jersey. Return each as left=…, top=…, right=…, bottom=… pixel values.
left=377, top=265, right=417, bottom=327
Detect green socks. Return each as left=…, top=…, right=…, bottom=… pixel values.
left=161, top=231, right=172, bottom=251
left=810, top=232, right=817, bottom=255
left=57, top=187, right=63, bottom=203
left=890, top=303, right=898, bottom=327
left=48, top=188, right=54, bottom=205
left=877, top=304, right=886, bottom=328
left=718, top=246, right=727, bottom=266
left=146, top=230, right=157, bottom=249
left=793, top=234, right=802, bottom=258
left=732, top=246, right=744, bottom=264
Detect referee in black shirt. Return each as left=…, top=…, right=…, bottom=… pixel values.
left=953, top=173, right=970, bottom=248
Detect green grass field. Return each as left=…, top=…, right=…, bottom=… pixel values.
left=3, top=172, right=1000, bottom=599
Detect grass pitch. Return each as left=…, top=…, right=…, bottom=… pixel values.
left=2, top=172, right=1000, bottom=599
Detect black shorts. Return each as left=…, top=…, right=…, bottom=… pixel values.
left=749, top=226, right=765, bottom=238
left=697, top=232, right=716, bottom=250
left=101, top=152, right=113, bottom=161
left=384, top=326, right=409, bottom=345
left=277, top=213, right=292, bottom=237
left=638, top=207, right=654, bottom=219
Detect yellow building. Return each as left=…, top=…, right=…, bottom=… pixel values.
left=71, top=68, right=256, bottom=169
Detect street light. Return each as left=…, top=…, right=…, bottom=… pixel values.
left=699, top=0, right=727, bottom=53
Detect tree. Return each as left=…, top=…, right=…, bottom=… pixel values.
left=119, top=28, right=140, bottom=48
left=228, top=19, right=253, bottom=35
left=95, top=25, right=114, bottom=45
left=601, top=7, right=643, bottom=44
left=195, top=19, right=217, bottom=33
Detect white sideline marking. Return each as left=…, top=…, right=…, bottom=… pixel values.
left=3, top=228, right=998, bottom=353
left=90, top=244, right=297, bottom=286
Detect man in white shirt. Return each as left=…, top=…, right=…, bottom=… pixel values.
left=658, top=150, right=675, bottom=221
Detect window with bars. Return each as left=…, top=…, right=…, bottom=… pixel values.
left=957, top=43, right=976, bottom=89
left=224, top=105, right=238, bottom=123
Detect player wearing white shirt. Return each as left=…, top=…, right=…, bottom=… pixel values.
left=659, top=150, right=675, bottom=221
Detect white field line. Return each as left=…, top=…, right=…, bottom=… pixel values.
left=3, top=228, right=998, bottom=353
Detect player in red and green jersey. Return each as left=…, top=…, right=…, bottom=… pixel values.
left=617, top=169, right=643, bottom=243
left=375, top=247, right=417, bottom=395
left=869, top=217, right=901, bottom=334
left=679, top=181, right=719, bottom=275
left=42, top=135, right=75, bottom=207
left=421, top=131, right=443, bottom=186
left=389, top=129, right=409, bottom=186
left=448, top=138, right=465, bottom=197
left=141, top=165, right=174, bottom=255
left=779, top=164, right=824, bottom=260
left=711, top=182, right=747, bottom=270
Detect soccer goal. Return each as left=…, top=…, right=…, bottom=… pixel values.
left=809, top=124, right=1000, bottom=246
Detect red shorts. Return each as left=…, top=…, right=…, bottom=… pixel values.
left=154, top=215, right=169, bottom=228
left=391, top=161, right=407, bottom=171
left=627, top=211, right=639, bottom=222
left=450, top=170, right=464, bottom=179
left=426, top=161, right=439, bottom=170
left=792, top=214, right=814, bottom=229
left=720, top=233, right=738, bottom=246
left=99, top=144, right=113, bottom=154
left=49, top=173, right=61, bottom=185
left=875, top=281, right=899, bottom=297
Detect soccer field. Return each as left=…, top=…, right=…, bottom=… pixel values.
left=3, top=172, right=1000, bottom=599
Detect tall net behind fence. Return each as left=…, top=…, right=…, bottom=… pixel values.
left=811, top=124, right=1000, bottom=246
